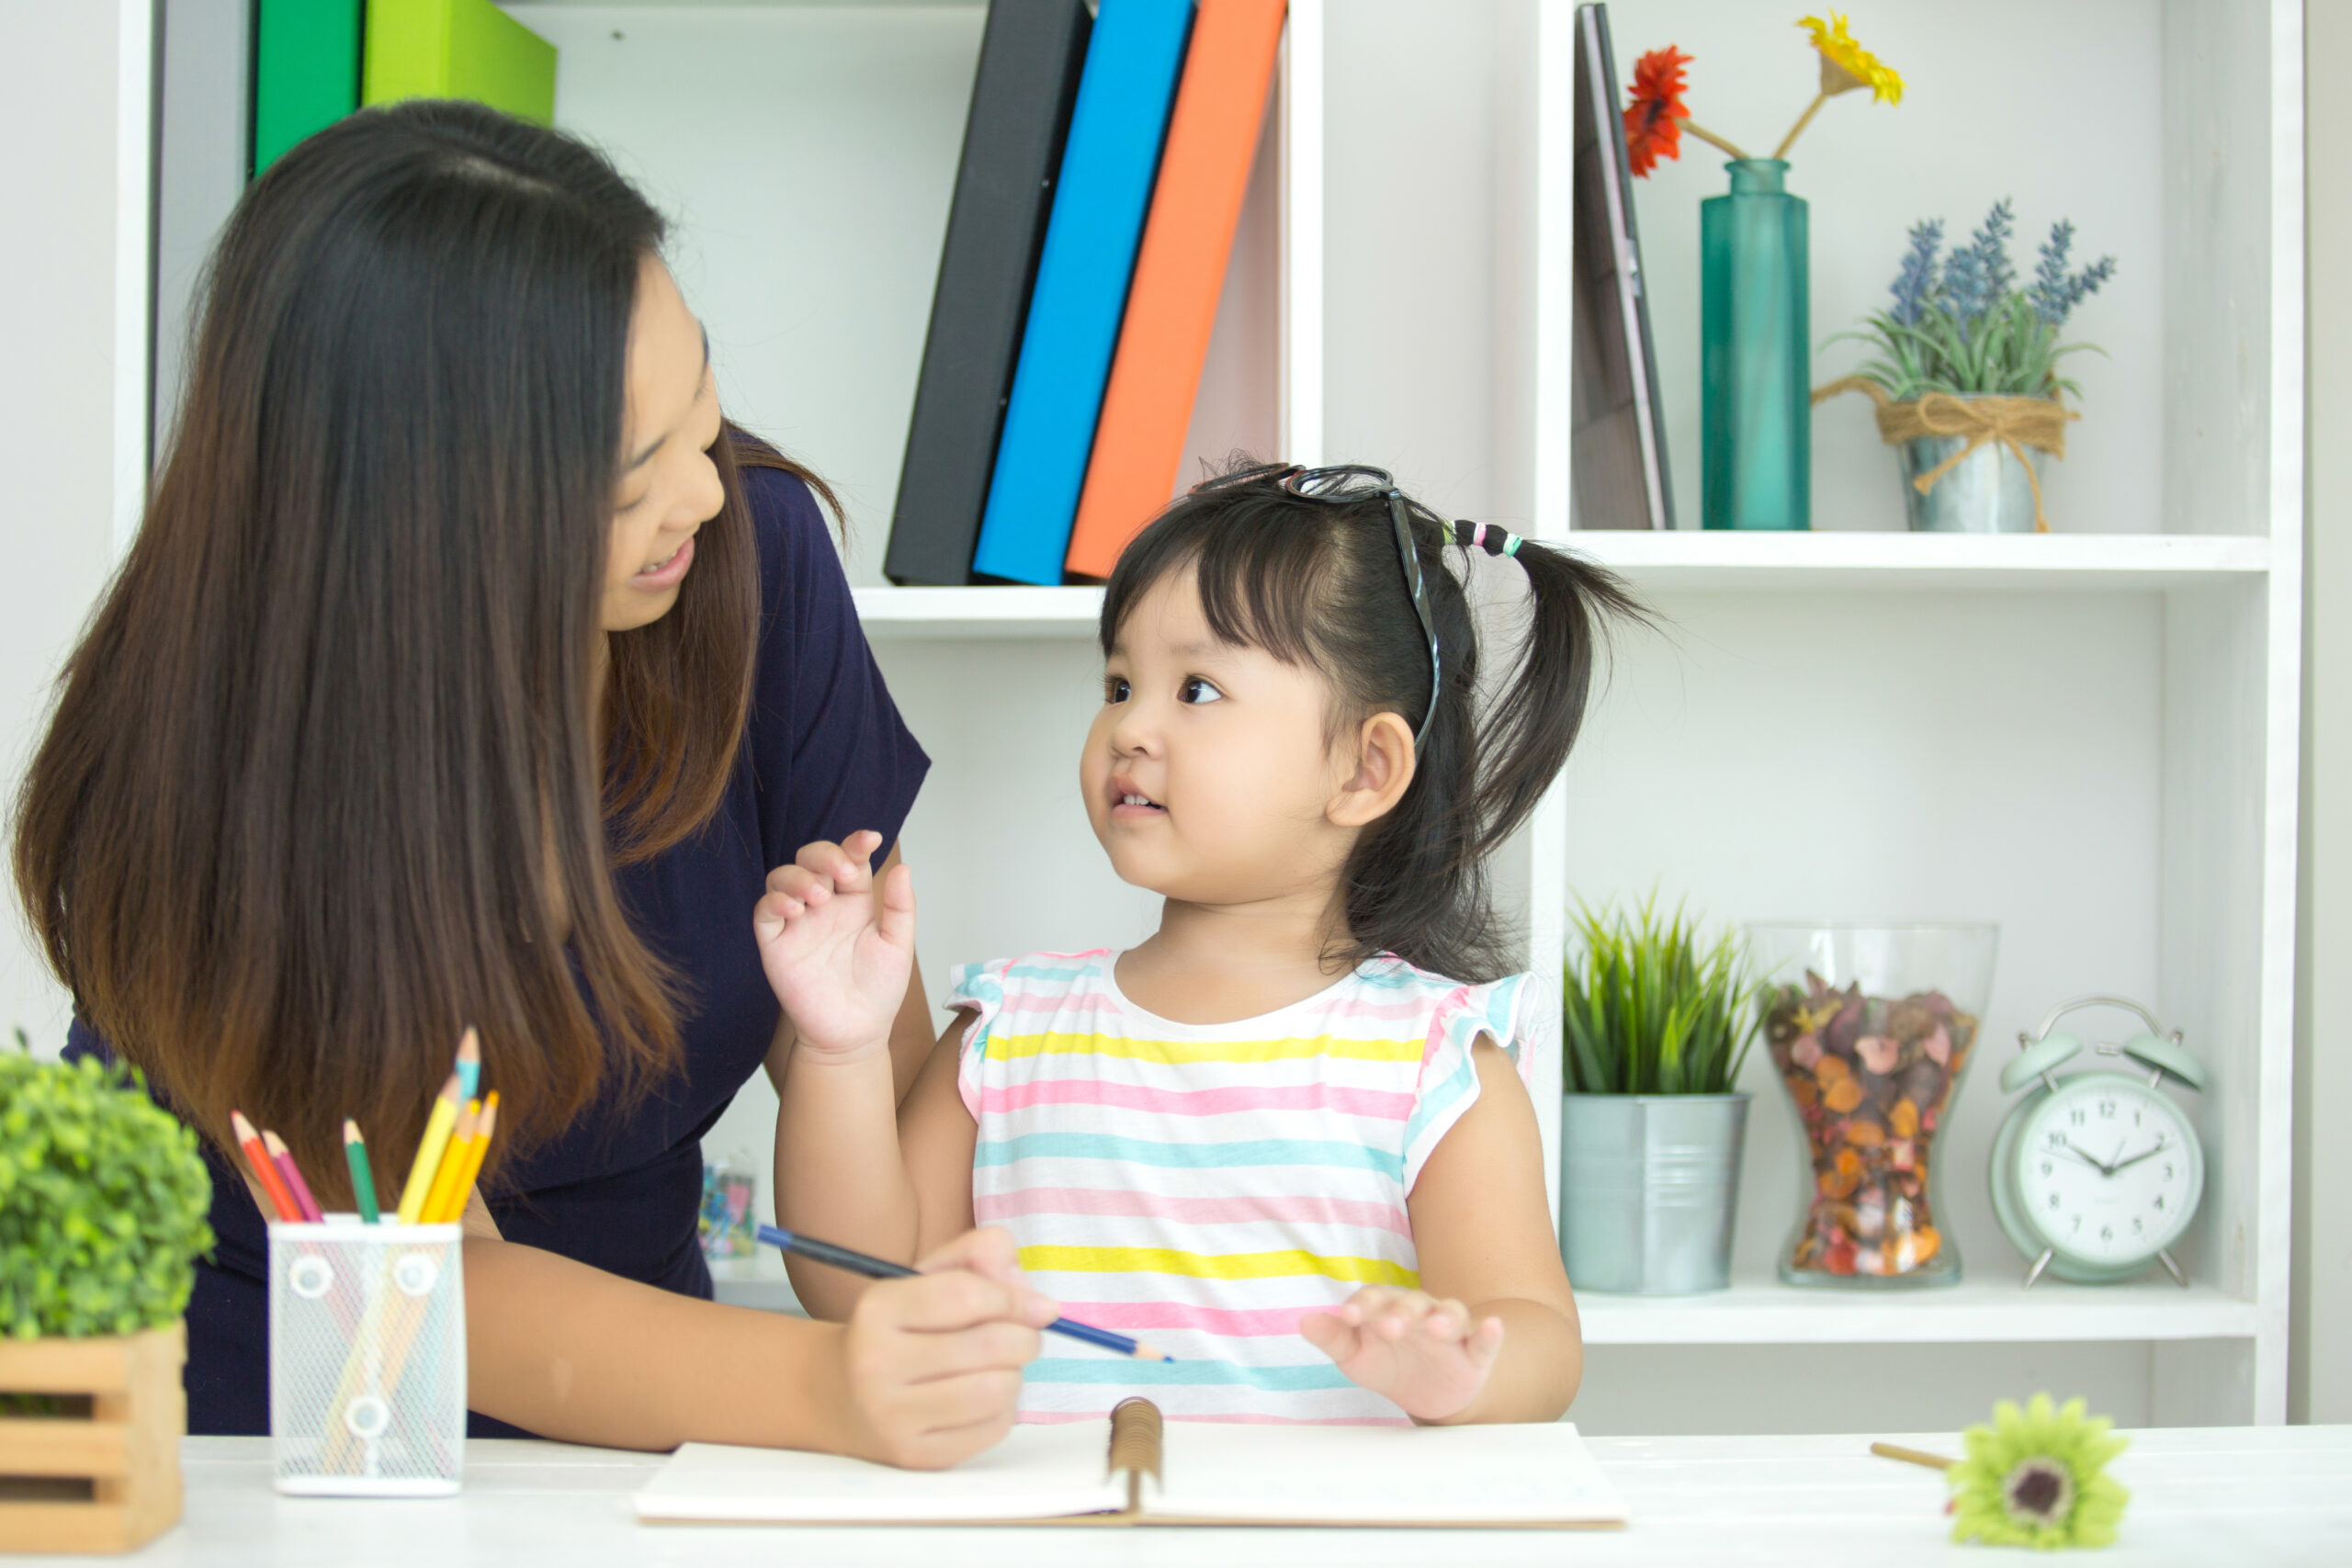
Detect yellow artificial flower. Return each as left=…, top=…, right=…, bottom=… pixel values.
left=1800, top=13, right=1904, bottom=106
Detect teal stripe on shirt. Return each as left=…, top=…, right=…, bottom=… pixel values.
left=1002, top=960, right=1100, bottom=983
left=1025, top=1358, right=1358, bottom=1391
left=975, top=1132, right=1404, bottom=1180
left=1400, top=1057, right=1478, bottom=1154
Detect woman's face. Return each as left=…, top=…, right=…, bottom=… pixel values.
left=604, top=256, right=725, bottom=633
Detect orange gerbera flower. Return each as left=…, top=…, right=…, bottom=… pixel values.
left=1623, top=46, right=1691, bottom=176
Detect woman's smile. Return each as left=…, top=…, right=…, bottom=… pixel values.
left=631, top=533, right=695, bottom=589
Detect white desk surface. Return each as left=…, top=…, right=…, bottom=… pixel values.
left=15, top=1427, right=2347, bottom=1567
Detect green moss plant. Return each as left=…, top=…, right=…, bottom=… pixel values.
left=1562, top=897, right=1760, bottom=1096
left=0, top=1047, right=214, bottom=1340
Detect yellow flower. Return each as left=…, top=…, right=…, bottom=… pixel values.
left=1800, top=13, right=1904, bottom=106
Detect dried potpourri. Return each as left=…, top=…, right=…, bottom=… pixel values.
left=1767, top=971, right=1976, bottom=1280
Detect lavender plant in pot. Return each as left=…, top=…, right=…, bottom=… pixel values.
left=1559, top=899, right=1760, bottom=1294
left=1816, top=202, right=2116, bottom=534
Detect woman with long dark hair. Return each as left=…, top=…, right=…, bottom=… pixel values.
left=13, top=100, right=1048, bottom=1465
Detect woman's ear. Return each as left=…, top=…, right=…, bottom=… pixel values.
left=1329, top=710, right=1419, bottom=829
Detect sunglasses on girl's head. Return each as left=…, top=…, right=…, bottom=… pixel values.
left=1188, top=463, right=1442, bottom=749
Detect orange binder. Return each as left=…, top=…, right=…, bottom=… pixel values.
left=1063, top=0, right=1286, bottom=579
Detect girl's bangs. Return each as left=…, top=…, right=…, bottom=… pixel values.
left=1102, top=491, right=1334, bottom=669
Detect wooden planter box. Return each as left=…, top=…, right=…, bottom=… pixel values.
left=0, top=1323, right=184, bottom=1554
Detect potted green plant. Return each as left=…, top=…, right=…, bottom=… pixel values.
left=1816, top=202, right=2116, bottom=533
left=0, top=1046, right=213, bottom=1553
left=1560, top=898, right=1759, bottom=1294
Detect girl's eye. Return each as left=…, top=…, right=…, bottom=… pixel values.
left=1180, top=676, right=1224, bottom=705
left=1104, top=675, right=1132, bottom=704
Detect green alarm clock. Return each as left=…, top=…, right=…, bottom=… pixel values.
left=1987, top=995, right=2206, bottom=1288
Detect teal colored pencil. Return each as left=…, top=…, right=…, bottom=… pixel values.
left=342, top=1118, right=380, bottom=1224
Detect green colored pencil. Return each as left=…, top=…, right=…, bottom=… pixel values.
left=342, top=1117, right=380, bottom=1224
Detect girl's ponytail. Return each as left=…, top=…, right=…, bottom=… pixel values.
left=1445, top=521, right=1648, bottom=876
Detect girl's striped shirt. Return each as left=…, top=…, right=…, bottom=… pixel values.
left=949, top=949, right=1530, bottom=1426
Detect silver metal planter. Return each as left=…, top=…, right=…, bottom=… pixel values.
left=1898, top=399, right=2046, bottom=534
left=1558, top=1093, right=1749, bottom=1294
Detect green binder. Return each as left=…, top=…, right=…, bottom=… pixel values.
left=252, top=0, right=365, bottom=176
left=363, top=0, right=558, bottom=125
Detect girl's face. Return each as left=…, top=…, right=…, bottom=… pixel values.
left=1084, top=570, right=1399, bottom=908
left=603, top=256, right=725, bottom=633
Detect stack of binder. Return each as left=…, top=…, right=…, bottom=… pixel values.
left=887, top=0, right=1287, bottom=587
left=251, top=0, right=555, bottom=178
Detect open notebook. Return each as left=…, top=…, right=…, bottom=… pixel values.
left=635, top=1398, right=1627, bottom=1529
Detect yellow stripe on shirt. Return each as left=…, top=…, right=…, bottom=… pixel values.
left=990, top=1030, right=1424, bottom=1066
left=1019, top=1244, right=1420, bottom=1288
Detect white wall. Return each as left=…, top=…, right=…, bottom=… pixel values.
left=0, top=0, right=150, bottom=1057
left=152, top=0, right=247, bottom=455
left=2291, top=0, right=2349, bottom=1427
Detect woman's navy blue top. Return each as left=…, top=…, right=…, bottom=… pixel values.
left=64, top=467, right=928, bottom=1438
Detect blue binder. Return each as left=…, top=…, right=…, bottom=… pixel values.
left=970, top=0, right=1195, bottom=585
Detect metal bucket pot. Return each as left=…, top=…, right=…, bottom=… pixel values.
left=1897, top=401, right=2045, bottom=534
left=1558, top=1093, right=1748, bottom=1294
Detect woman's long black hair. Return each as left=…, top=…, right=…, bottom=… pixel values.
left=14, top=100, right=829, bottom=1201
left=1099, top=462, right=1645, bottom=983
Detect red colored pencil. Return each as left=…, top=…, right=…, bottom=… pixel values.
left=230, top=1110, right=302, bottom=1222
left=262, top=1128, right=322, bottom=1222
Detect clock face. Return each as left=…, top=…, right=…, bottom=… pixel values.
left=2015, top=1076, right=2201, bottom=1265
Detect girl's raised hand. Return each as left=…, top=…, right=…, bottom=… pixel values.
left=753, top=829, right=915, bottom=1064
left=1298, top=1285, right=1506, bottom=1423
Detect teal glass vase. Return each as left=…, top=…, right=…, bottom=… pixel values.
left=1701, top=159, right=1810, bottom=531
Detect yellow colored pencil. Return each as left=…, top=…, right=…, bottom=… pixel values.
left=430, top=1091, right=497, bottom=1224
left=394, top=1073, right=462, bottom=1224
left=419, top=1098, right=480, bottom=1225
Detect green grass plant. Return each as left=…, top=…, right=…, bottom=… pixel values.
left=1563, top=897, right=1759, bottom=1095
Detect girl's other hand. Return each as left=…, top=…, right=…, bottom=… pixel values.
left=825, top=1227, right=1057, bottom=1470
left=1298, top=1285, right=1506, bottom=1422
left=753, top=829, right=915, bottom=1063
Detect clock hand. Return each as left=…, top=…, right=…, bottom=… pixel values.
left=2055, top=1138, right=2114, bottom=1176
left=2109, top=1138, right=2169, bottom=1174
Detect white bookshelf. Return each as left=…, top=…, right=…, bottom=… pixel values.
left=851, top=536, right=2273, bottom=637
left=702, top=1247, right=2263, bottom=1348
left=144, top=1, right=2302, bottom=1433
left=1577, top=1276, right=2261, bottom=1347
left=1484, top=0, right=2302, bottom=1430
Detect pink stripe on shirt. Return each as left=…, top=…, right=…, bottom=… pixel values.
left=1044, top=1299, right=1332, bottom=1337
left=977, top=1184, right=1413, bottom=1236
left=979, top=992, right=1443, bottom=1027
left=975, top=1077, right=1414, bottom=1121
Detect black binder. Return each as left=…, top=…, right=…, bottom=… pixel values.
left=886, top=0, right=1096, bottom=584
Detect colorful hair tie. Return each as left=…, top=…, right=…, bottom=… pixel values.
left=1450, top=519, right=1527, bottom=558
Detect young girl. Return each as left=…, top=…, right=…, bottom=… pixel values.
left=760, top=463, right=1638, bottom=1427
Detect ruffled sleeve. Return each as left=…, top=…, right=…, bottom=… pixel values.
left=1401, top=972, right=1535, bottom=1193
left=945, top=958, right=1013, bottom=1118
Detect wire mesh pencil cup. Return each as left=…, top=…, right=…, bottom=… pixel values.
left=269, top=1218, right=466, bottom=1495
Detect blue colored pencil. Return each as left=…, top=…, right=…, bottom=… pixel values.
left=755, top=1224, right=1171, bottom=1362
